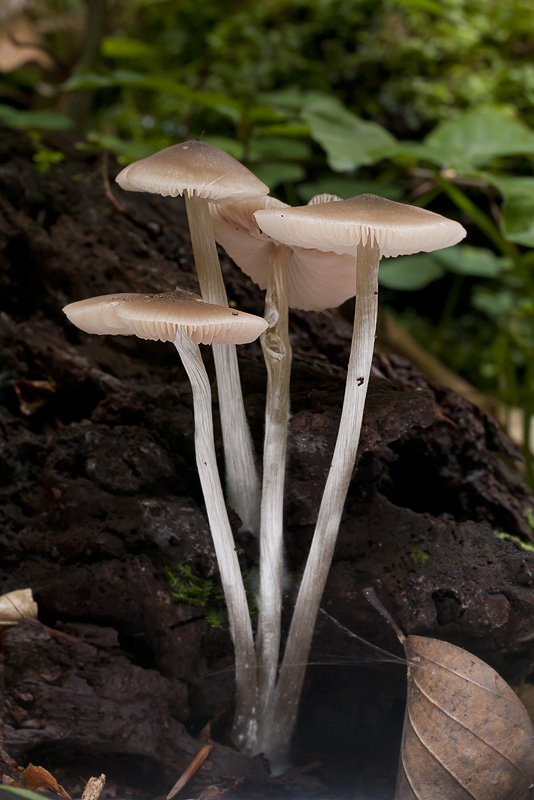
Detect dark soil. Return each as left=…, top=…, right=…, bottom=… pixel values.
left=1, top=126, right=534, bottom=800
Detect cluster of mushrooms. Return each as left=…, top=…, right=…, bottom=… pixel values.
left=63, top=141, right=466, bottom=771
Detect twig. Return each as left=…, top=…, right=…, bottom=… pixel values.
left=166, top=743, right=213, bottom=800
left=102, top=152, right=126, bottom=213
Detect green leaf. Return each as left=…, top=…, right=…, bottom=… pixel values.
left=0, top=787, right=53, bottom=800
left=297, top=178, right=403, bottom=202
left=436, top=245, right=511, bottom=277
left=424, top=107, right=534, bottom=169
left=302, top=95, right=399, bottom=171
left=200, top=136, right=245, bottom=160
left=248, top=137, right=310, bottom=161
left=379, top=253, right=445, bottom=290
left=101, top=36, right=155, bottom=59
left=390, top=0, right=444, bottom=13
left=63, top=70, right=243, bottom=121
left=250, top=161, right=306, bottom=189
left=483, top=175, right=534, bottom=247
left=86, top=132, right=163, bottom=161
left=254, top=123, right=311, bottom=138
left=0, top=105, right=72, bottom=131
left=62, top=71, right=115, bottom=90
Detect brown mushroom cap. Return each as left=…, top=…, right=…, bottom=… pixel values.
left=63, top=289, right=268, bottom=346
left=116, top=140, right=269, bottom=205
left=254, top=193, right=466, bottom=257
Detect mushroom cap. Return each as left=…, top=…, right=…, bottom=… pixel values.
left=63, top=289, right=268, bottom=346
left=254, top=193, right=466, bottom=257
left=210, top=193, right=357, bottom=311
left=115, top=140, right=269, bottom=205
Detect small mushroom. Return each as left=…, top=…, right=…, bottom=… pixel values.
left=116, top=141, right=269, bottom=536
left=254, top=194, right=466, bottom=768
left=63, top=289, right=268, bottom=751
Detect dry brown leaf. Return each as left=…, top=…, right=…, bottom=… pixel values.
left=396, top=635, right=534, bottom=799
left=22, top=764, right=71, bottom=798
left=0, top=17, right=54, bottom=72
left=0, top=588, right=37, bottom=626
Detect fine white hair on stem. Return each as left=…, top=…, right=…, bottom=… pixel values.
left=173, top=332, right=258, bottom=751
left=255, top=245, right=292, bottom=749
left=261, top=240, right=381, bottom=771
left=184, top=193, right=261, bottom=536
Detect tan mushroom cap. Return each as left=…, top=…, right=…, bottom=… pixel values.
left=254, top=193, right=466, bottom=257
left=116, top=140, right=269, bottom=205
left=63, top=289, right=268, bottom=346
left=210, top=193, right=357, bottom=311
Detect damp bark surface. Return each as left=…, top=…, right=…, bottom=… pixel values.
left=1, top=126, right=534, bottom=799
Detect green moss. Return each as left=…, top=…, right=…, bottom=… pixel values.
left=411, top=549, right=430, bottom=566
left=493, top=530, right=534, bottom=553
left=165, top=563, right=258, bottom=630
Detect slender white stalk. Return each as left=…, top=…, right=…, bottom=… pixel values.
left=263, top=241, right=381, bottom=771
left=255, top=246, right=292, bottom=745
left=184, top=193, right=261, bottom=535
left=173, top=333, right=258, bottom=752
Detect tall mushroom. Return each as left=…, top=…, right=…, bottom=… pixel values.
left=254, top=194, right=466, bottom=768
left=63, top=289, right=268, bottom=751
left=116, top=142, right=269, bottom=536
left=210, top=194, right=356, bottom=739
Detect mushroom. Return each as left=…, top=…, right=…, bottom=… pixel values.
left=63, top=289, right=268, bottom=751
left=254, top=194, right=466, bottom=768
left=116, top=141, right=269, bottom=536
left=210, top=193, right=356, bottom=738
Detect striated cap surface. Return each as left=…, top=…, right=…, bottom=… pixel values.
left=63, top=289, right=268, bottom=346
left=254, top=194, right=466, bottom=257
left=116, top=140, right=269, bottom=204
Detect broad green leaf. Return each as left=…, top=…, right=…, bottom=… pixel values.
left=436, top=245, right=511, bottom=277
left=245, top=104, right=288, bottom=124
left=200, top=136, right=244, bottom=160
left=302, top=95, right=399, bottom=171
left=390, top=0, right=444, bottom=13
left=483, top=175, right=534, bottom=247
left=250, top=161, right=306, bottom=189
left=379, top=253, right=445, bottom=290
left=254, top=123, right=311, bottom=138
left=424, top=107, right=534, bottom=168
left=62, top=71, right=115, bottom=90
left=86, top=133, right=163, bottom=162
left=297, top=178, right=403, bottom=202
left=248, top=137, right=311, bottom=161
left=102, top=36, right=155, bottom=58
left=63, top=70, right=243, bottom=121
left=0, top=105, right=72, bottom=131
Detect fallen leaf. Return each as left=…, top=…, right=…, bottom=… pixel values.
left=396, top=635, right=534, bottom=799
left=22, top=764, right=71, bottom=798
left=0, top=589, right=38, bottom=627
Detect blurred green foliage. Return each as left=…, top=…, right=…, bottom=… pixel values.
left=1, top=0, right=534, bottom=478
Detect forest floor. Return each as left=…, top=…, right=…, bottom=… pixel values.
left=1, top=126, right=534, bottom=799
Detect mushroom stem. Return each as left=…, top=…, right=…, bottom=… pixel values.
left=184, top=193, right=261, bottom=535
left=173, top=332, right=258, bottom=752
left=264, top=241, right=381, bottom=770
left=256, top=245, right=292, bottom=744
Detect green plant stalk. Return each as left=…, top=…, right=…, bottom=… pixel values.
left=435, top=175, right=516, bottom=260
left=173, top=333, right=258, bottom=752
left=256, top=245, right=292, bottom=750
left=262, top=240, right=381, bottom=771
left=184, top=193, right=261, bottom=536
left=436, top=174, right=534, bottom=301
